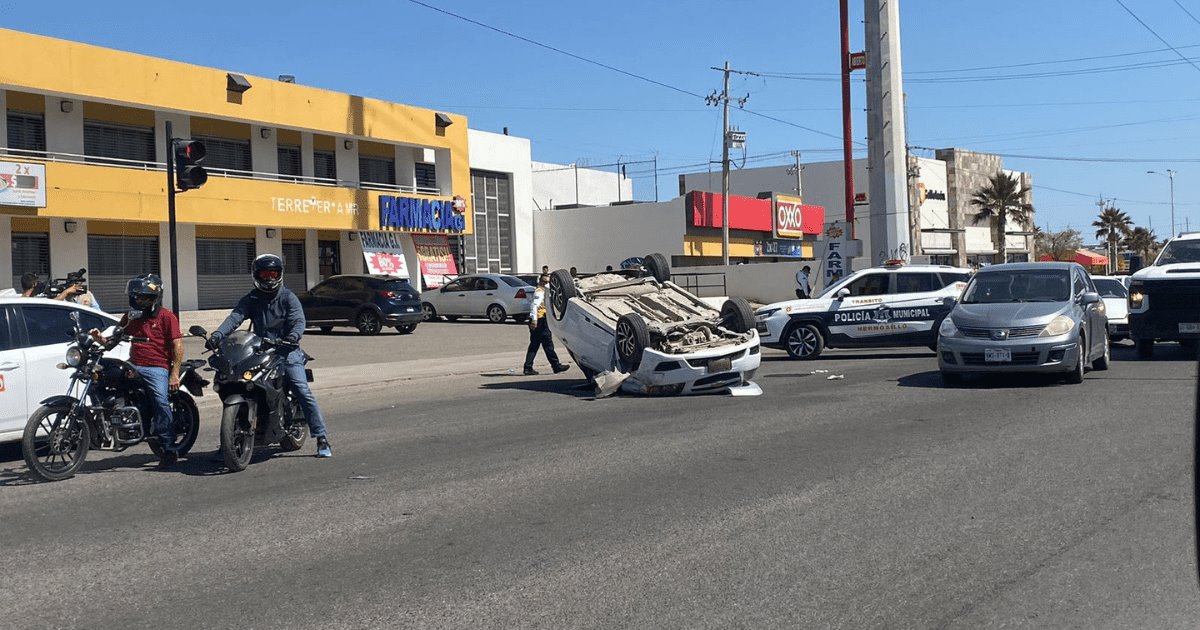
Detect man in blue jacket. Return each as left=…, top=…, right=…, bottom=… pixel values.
left=206, top=253, right=332, bottom=458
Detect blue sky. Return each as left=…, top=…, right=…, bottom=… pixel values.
left=8, top=0, right=1200, bottom=238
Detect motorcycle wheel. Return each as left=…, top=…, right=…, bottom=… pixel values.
left=22, top=404, right=91, bottom=482
left=220, top=403, right=255, bottom=472
left=150, top=393, right=201, bottom=458
left=278, top=396, right=308, bottom=452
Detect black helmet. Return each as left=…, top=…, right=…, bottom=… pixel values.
left=127, top=274, right=164, bottom=314
left=252, top=253, right=284, bottom=292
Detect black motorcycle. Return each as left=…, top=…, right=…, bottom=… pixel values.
left=189, top=326, right=313, bottom=472
left=22, top=311, right=206, bottom=482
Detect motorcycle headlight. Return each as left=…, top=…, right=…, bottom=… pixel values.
left=64, top=346, right=84, bottom=368
left=938, top=317, right=959, bottom=338
left=1040, top=315, right=1075, bottom=337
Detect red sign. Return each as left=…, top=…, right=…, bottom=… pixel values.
left=849, top=51, right=867, bottom=71
left=367, top=252, right=406, bottom=276
left=773, top=194, right=825, bottom=238
left=687, top=191, right=772, bottom=232
left=411, top=234, right=458, bottom=289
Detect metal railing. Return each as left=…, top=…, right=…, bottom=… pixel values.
left=670, top=271, right=727, bottom=297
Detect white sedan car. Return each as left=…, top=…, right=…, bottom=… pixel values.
left=421, top=274, right=533, bottom=324
left=0, top=297, right=127, bottom=443
left=545, top=254, right=761, bottom=396
left=1091, top=276, right=1129, bottom=341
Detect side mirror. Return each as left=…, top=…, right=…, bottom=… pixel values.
left=189, top=325, right=208, bottom=337
left=1080, top=291, right=1101, bottom=305
left=836, top=288, right=851, bottom=300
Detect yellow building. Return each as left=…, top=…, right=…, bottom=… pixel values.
left=0, top=28, right=472, bottom=310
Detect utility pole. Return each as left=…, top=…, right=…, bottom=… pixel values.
left=788, top=150, right=803, bottom=198
left=1147, top=169, right=1176, bottom=238
left=706, top=61, right=749, bottom=265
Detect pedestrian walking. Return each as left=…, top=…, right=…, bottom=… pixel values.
left=523, top=274, right=571, bottom=376
left=795, top=265, right=812, bottom=299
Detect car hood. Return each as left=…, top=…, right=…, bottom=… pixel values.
left=1131, top=262, right=1200, bottom=280
left=951, top=302, right=1069, bottom=328
left=1101, top=297, right=1127, bottom=320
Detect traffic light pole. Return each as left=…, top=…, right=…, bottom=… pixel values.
left=165, top=120, right=180, bottom=313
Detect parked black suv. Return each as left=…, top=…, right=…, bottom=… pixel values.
left=297, top=275, right=422, bottom=336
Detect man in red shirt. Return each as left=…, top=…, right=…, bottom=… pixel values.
left=95, top=275, right=184, bottom=467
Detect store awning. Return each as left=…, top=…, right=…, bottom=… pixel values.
left=1073, top=248, right=1108, bottom=265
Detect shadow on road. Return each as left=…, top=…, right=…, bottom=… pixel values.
left=480, top=378, right=596, bottom=398
left=1111, top=342, right=1198, bottom=362
left=762, top=350, right=936, bottom=363
left=896, top=370, right=1066, bottom=390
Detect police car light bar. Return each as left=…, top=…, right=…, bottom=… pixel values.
left=882, top=259, right=906, bottom=268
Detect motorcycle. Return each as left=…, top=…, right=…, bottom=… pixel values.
left=189, top=325, right=313, bottom=472
left=22, top=311, right=206, bottom=482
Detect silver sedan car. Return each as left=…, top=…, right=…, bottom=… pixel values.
left=420, top=273, right=534, bottom=324
left=937, top=262, right=1110, bottom=385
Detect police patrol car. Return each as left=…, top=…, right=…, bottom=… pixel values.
left=756, top=262, right=972, bottom=359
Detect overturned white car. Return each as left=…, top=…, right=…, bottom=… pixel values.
left=546, top=254, right=762, bottom=396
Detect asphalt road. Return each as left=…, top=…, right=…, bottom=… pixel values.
left=2, top=329, right=1198, bottom=629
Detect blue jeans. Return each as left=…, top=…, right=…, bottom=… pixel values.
left=283, top=352, right=327, bottom=438
left=134, top=366, right=176, bottom=452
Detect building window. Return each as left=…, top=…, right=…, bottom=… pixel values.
left=11, top=232, right=50, bottom=289
left=313, top=150, right=337, bottom=182
left=466, top=170, right=514, bottom=274
left=83, top=121, right=155, bottom=167
left=415, top=162, right=437, bottom=192
left=6, top=111, right=46, bottom=157
left=1006, top=252, right=1029, bottom=263
left=928, top=254, right=955, bottom=266
left=967, top=254, right=996, bottom=267
left=193, top=135, right=252, bottom=174
left=359, top=155, right=396, bottom=186
left=277, top=144, right=301, bottom=180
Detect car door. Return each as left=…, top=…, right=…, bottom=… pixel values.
left=300, top=278, right=339, bottom=323
left=889, top=272, right=955, bottom=344
left=331, top=277, right=368, bottom=323
left=0, top=306, right=28, bottom=438
left=16, top=304, right=115, bottom=419
left=1078, top=269, right=1106, bottom=355
left=435, top=278, right=470, bottom=316
left=472, top=277, right=499, bottom=316
left=827, top=271, right=892, bottom=346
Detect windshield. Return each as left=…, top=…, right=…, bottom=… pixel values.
left=1156, top=239, right=1200, bottom=265
left=961, top=269, right=1071, bottom=304
left=1092, top=278, right=1127, bottom=298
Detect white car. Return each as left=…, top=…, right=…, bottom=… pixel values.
left=0, top=297, right=128, bottom=443
left=545, top=254, right=761, bottom=396
left=1091, top=276, right=1129, bottom=341
left=421, top=274, right=534, bottom=324
left=756, top=263, right=972, bottom=359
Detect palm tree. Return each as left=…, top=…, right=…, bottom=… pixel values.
left=1093, top=206, right=1132, bottom=273
left=1123, top=226, right=1159, bottom=265
left=970, top=171, right=1034, bottom=264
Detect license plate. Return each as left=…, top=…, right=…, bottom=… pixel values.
left=405, top=307, right=415, bottom=312
left=709, top=357, right=732, bottom=372
left=984, top=348, right=1011, bottom=362
left=1180, top=323, right=1200, bottom=333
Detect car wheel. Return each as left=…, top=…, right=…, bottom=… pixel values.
left=1092, top=333, right=1110, bottom=371
left=487, top=304, right=507, bottom=324
left=940, top=371, right=963, bottom=387
left=355, top=309, right=382, bottom=336
left=548, top=270, right=577, bottom=321
left=784, top=323, right=824, bottom=360
left=615, top=312, right=651, bottom=370
left=319, top=326, right=333, bottom=333
left=1065, top=336, right=1086, bottom=384
left=1135, top=338, right=1154, bottom=359
left=422, top=303, right=438, bottom=322
left=719, top=297, right=755, bottom=333
left=643, top=253, right=671, bottom=283
left=395, top=323, right=417, bottom=334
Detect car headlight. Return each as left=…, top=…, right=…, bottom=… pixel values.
left=756, top=308, right=781, bottom=320
left=64, top=346, right=84, bottom=368
left=1040, top=315, right=1075, bottom=337
left=938, top=317, right=959, bottom=337
left=1128, top=289, right=1145, bottom=310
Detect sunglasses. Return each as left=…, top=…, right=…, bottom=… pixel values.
left=257, top=270, right=281, bottom=280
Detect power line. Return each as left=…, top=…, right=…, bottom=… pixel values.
left=1174, top=0, right=1200, bottom=27
left=1114, top=0, right=1200, bottom=74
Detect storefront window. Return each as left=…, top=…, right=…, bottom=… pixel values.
left=466, top=170, right=514, bottom=274
left=6, top=111, right=45, bottom=157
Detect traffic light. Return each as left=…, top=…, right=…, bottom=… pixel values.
left=173, top=139, right=207, bottom=191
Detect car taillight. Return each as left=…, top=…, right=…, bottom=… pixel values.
left=379, top=290, right=398, bottom=299
left=515, top=289, right=527, bottom=299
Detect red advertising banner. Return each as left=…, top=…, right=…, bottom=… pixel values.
left=687, top=191, right=773, bottom=232
left=411, top=234, right=458, bottom=290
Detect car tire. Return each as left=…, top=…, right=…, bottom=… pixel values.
left=720, top=297, right=755, bottom=333
left=395, top=323, right=417, bottom=334
left=784, top=323, right=824, bottom=360
left=1092, top=333, right=1110, bottom=371
left=615, top=312, right=651, bottom=370
left=355, top=309, right=382, bottom=336
left=643, top=253, right=671, bottom=283
left=1065, top=336, right=1086, bottom=384
left=940, top=371, right=963, bottom=387
left=548, top=270, right=577, bottom=321
left=487, top=304, right=507, bottom=324
left=319, top=326, right=333, bottom=333
left=1135, top=338, right=1154, bottom=359
left=422, top=303, right=438, bottom=322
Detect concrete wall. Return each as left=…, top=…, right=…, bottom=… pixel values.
left=531, top=161, right=634, bottom=209
left=468, top=129, right=534, bottom=272
left=533, top=198, right=685, bottom=272
left=673, top=261, right=808, bottom=305
left=43, top=95, right=83, bottom=155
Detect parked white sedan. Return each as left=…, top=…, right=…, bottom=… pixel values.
left=1091, top=276, right=1129, bottom=341
left=0, top=297, right=127, bottom=443
left=421, top=274, right=534, bottom=324
left=546, top=254, right=761, bottom=396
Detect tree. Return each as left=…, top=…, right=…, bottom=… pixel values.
left=1122, top=226, right=1159, bottom=265
left=970, top=171, right=1034, bottom=264
left=1035, top=227, right=1083, bottom=261
left=1093, top=206, right=1132, bottom=273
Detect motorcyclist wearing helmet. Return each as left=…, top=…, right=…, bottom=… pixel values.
left=90, top=274, right=184, bottom=466
left=207, top=253, right=331, bottom=458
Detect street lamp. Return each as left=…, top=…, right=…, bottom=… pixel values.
left=1147, top=169, right=1176, bottom=238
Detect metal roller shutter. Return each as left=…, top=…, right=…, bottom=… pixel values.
left=196, top=239, right=255, bottom=309
left=11, top=233, right=49, bottom=289
left=86, top=236, right=161, bottom=313
left=282, top=240, right=307, bottom=291
left=83, top=121, right=155, bottom=167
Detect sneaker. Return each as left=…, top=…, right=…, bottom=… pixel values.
left=316, top=436, right=333, bottom=458
left=523, top=367, right=539, bottom=376
left=552, top=363, right=572, bottom=374
left=157, top=451, right=178, bottom=468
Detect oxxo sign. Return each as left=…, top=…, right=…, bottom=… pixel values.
left=773, top=194, right=817, bottom=239
left=379, top=195, right=466, bottom=233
